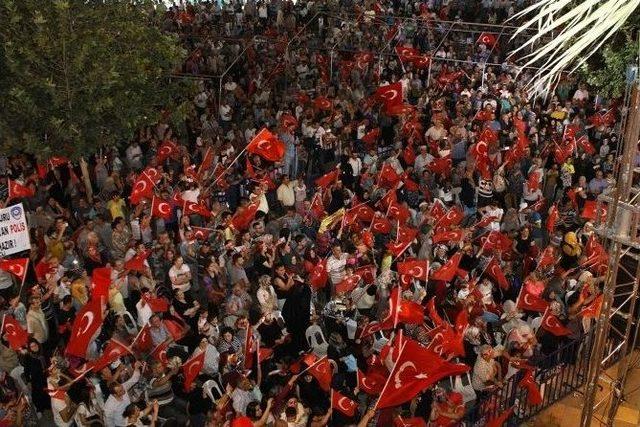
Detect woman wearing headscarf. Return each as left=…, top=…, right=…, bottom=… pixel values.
left=559, top=231, right=582, bottom=270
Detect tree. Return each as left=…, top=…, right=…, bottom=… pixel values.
left=509, top=0, right=639, bottom=98
left=0, top=0, right=190, bottom=161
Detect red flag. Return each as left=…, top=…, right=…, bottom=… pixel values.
left=477, top=32, right=497, bottom=47
left=196, top=147, right=214, bottom=179
left=244, top=326, right=255, bottom=369
left=478, top=231, right=513, bottom=252
left=230, top=201, right=260, bottom=231
left=66, top=297, right=103, bottom=358
left=149, top=196, right=172, bottom=220
left=581, top=200, right=607, bottom=222
left=576, top=135, right=596, bottom=155
left=150, top=340, right=170, bottom=365
left=247, top=128, right=286, bottom=162
left=538, top=246, right=556, bottom=270
left=361, top=128, right=381, bottom=146
left=1, top=315, right=29, bottom=350
left=487, top=258, right=509, bottom=290
left=280, top=114, right=298, bottom=132
left=371, top=215, right=392, bottom=234
left=309, top=259, right=329, bottom=289
left=7, top=180, right=34, bottom=200
left=427, top=156, right=452, bottom=176
left=313, top=96, right=333, bottom=111
left=527, top=171, right=540, bottom=192
left=410, top=54, right=431, bottom=69
left=397, top=259, right=429, bottom=281
left=183, top=201, right=212, bottom=218
left=355, top=265, right=377, bottom=285
left=164, top=318, right=188, bottom=341
left=386, top=103, right=416, bottom=116
left=518, top=370, right=543, bottom=405
left=304, top=356, right=332, bottom=391
left=124, top=250, right=151, bottom=272
left=375, top=82, right=403, bottom=109
left=516, top=286, right=549, bottom=312
left=357, top=369, right=385, bottom=395
left=192, top=226, right=212, bottom=241
left=402, top=145, right=416, bottom=165
left=377, top=339, right=470, bottom=409
left=47, top=156, right=69, bottom=169
left=0, top=258, right=28, bottom=283
left=429, top=199, right=447, bottom=223
left=182, top=351, right=205, bottom=391
left=486, top=407, right=515, bottom=427
left=386, top=227, right=417, bottom=257
left=395, top=45, right=421, bottom=63
left=581, top=294, right=604, bottom=318
left=378, top=163, right=401, bottom=188
left=91, top=267, right=112, bottom=300
left=546, top=205, right=559, bottom=233
left=475, top=215, right=498, bottom=229
left=541, top=310, right=571, bottom=336
left=528, top=197, right=547, bottom=212
left=438, top=206, right=464, bottom=228
left=349, top=204, right=375, bottom=223
left=309, top=193, right=325, bottom=218
left=358, top=321, right=384, bottom=339
left=129, top=172, right=155, bottom=205
left=315, top=168, right=340, bottom=188
left=479, top=128, right=498, bottom=145
left=388, top=201, right=411, bottom=223
left=156, top=140, right=179, bottom=163
left=354, top=52, right=374, bottom=71
left=94, top=339, right=132, bottom=372
left=431, top=252, right=462, bottom=282
left=585, top=234, right=605, bottom=259
left=132, top=324, right=153, bottom=353
left=432, top=229, right=464, bottom=245
left=331, top=390, right=357, bottom=417
left=143, top=294, right=170, bottom=312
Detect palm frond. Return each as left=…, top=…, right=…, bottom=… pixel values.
left=508, top=0, right=640, bottom=98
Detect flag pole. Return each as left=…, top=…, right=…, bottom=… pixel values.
left=297, top=355, right=328, bottom=376
left=205, top=147, right=247, bottom=193
left=18, top=259, right=29, bottom=296
left=373, top=340, right=408, bottom=411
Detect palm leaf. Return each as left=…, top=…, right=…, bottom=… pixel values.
left=508, top=0, right=640, bottom=98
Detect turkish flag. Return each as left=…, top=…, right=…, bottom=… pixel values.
left=429, top=199, right=447, bottom=223
left=438, top=206, right=464, bottom=228
left=395, top=45, right=421, bottom=63
left=0, top=258, right=29, bottom=282
left=479, top=128, right=498, bottom=144
left=309, top=193, right=325, bottom=219
left=313, top=96, right=333, bottom=111
left=516, top=286, right=549, bottom=312
left=431, top=252, right=462, bottom=282
left=280, top=114, right=298, bottom=131
left=388, top=201, right=411, bottom=223
left=331, top=390, right=357, bottom=417
left=377, top=339, right=470, bottom=409
left=336, top=275, right=360, bottom=294
left=581, top=200, right=607, bottom=222
left=386, top=103, right=416, bottom=116
left=563, top=124, right=580, bottom=141
left=528, top=197, right=547, bottom=212
left=91, top=267, right=112, bottom=300
left=388, top=287, right=425, bottom=327
left=475, top=215, right=498, bottom=229
left=247, top=128, right=285, bottom=162
left=124, top=250, right=151, bottom=272
left=427, top=156, right=452, bottom=176
left=315, top=168, right=340, bottom=188
left=375, top=82, right=403, bottom=109
left=156, top=140, right=179, bottom=163
left=354, top=52, right=374, bottom=71
left=477, top=32, right=497, bottom=47
left=581, top=294, right=604, bottom=318
left=47, top=156, right=69, bottom=169
left=66, top=297, right=104, bottom=358
left=402, top=145, right=416, bottom=165
left=361, top=127, right=381, bottom=146
left=432, top=229, right=464, bottom=245
left=183, top=201, right=212, bottom=218
left=303, top=355, right=332, bottom=391
left=230, top=201, right=259, bottom=231
left=129, top=171, right=155, bottom=205
left=362, top=230, right=374, bottom=248
left=386, top=236, right=414, bottom=257
left=541, top=310, right=571, bottom=336
left=546, top=205, right=559, bottom=233
left=519, top=370, right=543, bottom=405
left=349, top=204, right=375, bottom=223
left=94, top=339, right=132, bottom=372
left=554, top=142, right=574, bottom=164
left=410, top=54, right=431, bottom=69
left=371, top=215, right=392, bottom=234
left=132, top=324, right=153, bottom=353
left=474, top=108, right=494, bottom=122
left=538, top=246, right=556, bottom=270
left=309, top=259, right=328, bottom=289
left=378, top=163, right=401, bottom=188
left=150, top=340, right=170, bottom=365
left=478, top=231, right=512, bottom=252
left=182, top=351, right=205, bottom=391
left=527, top=171, right=541, bottom=192
left=164, top=318, right=188, bottom=341
left=486, top=407, right=515, bottom=427
left=576, top=135, right=596, bottom=155
left=7, top=180, right=34, bottom=200
left=357, top=369, right=385, bottom=394
left=358, top=321, right=383, bottom=339
left=192, top=227, right=212, bottom=241
left=397, top=259, right=429, bottom=281
left=355, top=265, right=377, bottom=284
left=1, top=315, right=29, bottom=350
left=143, top=294, right=170, bottom=312
left=470, top=140, right=489, bottom=160
left=151, top=196, right=172, bottom=220
left=487, top=258, right=509, bottom=290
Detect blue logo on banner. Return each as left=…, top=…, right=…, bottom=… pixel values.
left=10, top=206, right=22, bottom=220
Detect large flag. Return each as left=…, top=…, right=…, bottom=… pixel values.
left=124, top=249, right=152, bottom=272
left=182, top=351, right=205, bottom=391
left=94, top=339, right=132, bottom=372
left=7, top=180, right=34, bottom=200
left=331, top=389, right=357, bottom=417
left=518, top=370, right=543, bottom=405
left=247, top=128, right=285, bottom=162
left=541, top=310, right=572, bottom=336
left=1, top=315, right=29, bottom=350
left=516, top=286, right=549, bottom=312
left=91, top=267, right=112, bottom=300
left=151, top=196, right=173, bottom=220
left=302, top=354, right=332, bottom=391
left=375, top=82, right=403, bottom=109
left=376, top=339, right=470, bottom=409
left=156, top=140, right=179, bottom=163
left=431, top=252, right=462, bottom=282
left=486, top=258, right=509, bottom=290
left=357, top=369, right=385, bottom=395
left=129, top=171, right=155, bottom=205
left=397, top=259, right=429, bottom=281
left=183, top=201, right=212, bottom=218
left=66, top=297, right=103, bottom=358
left=309, top=259, right=329, bottom=289
left=230, top=201, right=260, bottom=231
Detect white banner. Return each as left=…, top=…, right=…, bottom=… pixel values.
left=0, top=203, right=30, bottom=257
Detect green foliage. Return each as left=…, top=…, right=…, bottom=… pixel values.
left=0, top=0, right=191, bottom=160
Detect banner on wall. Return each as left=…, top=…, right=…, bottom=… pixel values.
left=0, top=204, right=30, bottom=257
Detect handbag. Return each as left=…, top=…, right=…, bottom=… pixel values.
left=451, top=372, right=477, bottom=403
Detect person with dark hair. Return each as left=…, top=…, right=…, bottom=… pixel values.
left=22, top=339, right=50, bottom=417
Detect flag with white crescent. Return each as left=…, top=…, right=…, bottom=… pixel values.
left=0, top=258, right=29, bottom=283
left=66, top=297, right=104, bottom=358
left=331, top=389, right=357, bottom=417
left=182, top=351, right=205, bottom=391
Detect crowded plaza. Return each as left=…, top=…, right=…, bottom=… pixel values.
left=0, top=0, right=622, bottom=426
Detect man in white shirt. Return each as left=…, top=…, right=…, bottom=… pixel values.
left=414, top=146, right=434, bottom=175
left=182, top=182, right=201, bottom=203
left=104, top=364, right=142, bottom=427
left=194, top=337, right=220, bottom=376
left=326, top=244, right=348, bottom=287
left=276, top=175, right=296, bottom=209
left=347, top=152, right=362, bottom=177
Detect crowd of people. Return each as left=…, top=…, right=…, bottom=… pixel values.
left=0, top=0, right=621, bottom=426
